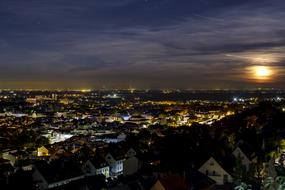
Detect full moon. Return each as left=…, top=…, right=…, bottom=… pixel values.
left=250, top=66, right=273, bottom=81
left=255, top=66, right=271, bottom=77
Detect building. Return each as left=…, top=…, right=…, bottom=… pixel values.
left=198, top=157, right=233, bottom=185
left=123, top=148, right=140, bottom=177
left=37, top=146, right=49, bottom=157
left=0, top=158, right=14, bottom=187
left=232, top=147, right=251, bottom=172
left=83, top=156, right=110, bottom=178
left=150, top=174, right=188, bottom=190
left=105, top=152, right=125, bottom=177
left=32, top=160, right=84, bottom=190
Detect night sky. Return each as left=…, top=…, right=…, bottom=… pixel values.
left=1, top=0, right=285, bottom=89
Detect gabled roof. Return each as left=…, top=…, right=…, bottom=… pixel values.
left=0, top=163, right=14, bottom=173
left=33, top=159, right=84, bottom=184
left=185, top=168, right=216, bottom=190
left=234, top=141, right=257, bottom=160
left=49, top=175, right=107, bottom=190
left=199, top=156, right=235, bottom=176
left=125, top=148, right=137, bottom=158
left=106, top=143, right=127, bottom=161
left=89, top=155, right=108, bottom=168
left=157, top=174, right=188, bottom=190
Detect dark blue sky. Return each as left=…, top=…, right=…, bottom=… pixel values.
left=0, top=0, right=285, bottom=89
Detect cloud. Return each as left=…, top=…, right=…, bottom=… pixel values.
left=1, top=0, right=285, bottom=88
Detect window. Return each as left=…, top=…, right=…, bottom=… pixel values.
left=224, top=175, right=229, bottom=183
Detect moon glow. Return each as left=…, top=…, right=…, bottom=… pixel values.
left=249, top=66, right=273, bottom=82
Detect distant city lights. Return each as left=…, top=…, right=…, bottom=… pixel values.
left=106, top=94, right=120, bottom=98
left=80, top=89, right=91, bottom=93
left=233, top=97, right=245, bottom=102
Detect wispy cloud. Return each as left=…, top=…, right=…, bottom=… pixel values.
left=0, top=0, right=285, bottom=88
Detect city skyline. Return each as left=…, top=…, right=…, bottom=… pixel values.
left=1, top=0, right=285, bottom=89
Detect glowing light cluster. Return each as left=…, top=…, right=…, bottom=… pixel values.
left=80, top=89, right=91, bottom=93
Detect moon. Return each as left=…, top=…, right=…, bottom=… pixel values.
left=255, top=66, right=271, bottom=78
left=250, top=66, right=273, bottom=82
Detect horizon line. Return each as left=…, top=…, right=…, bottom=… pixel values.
left=0, top=88, right=285, bottom=91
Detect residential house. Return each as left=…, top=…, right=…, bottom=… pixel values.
left=105, top=151, right=125, bottom=177
left=123, top=148, right=140, bottom=177
left=0, top=158, right=14, bottom=186
left=2, top=150, right=27, bottom=166
left=185, top=168, right=216, bottom=190
left=32, top=160, right=84, bottom=190
left=232, top=147, right=251, bottom=172
left=83, top=156, right=110, bottom=178
left=198, top=157, right=233, bottom=185
left=150, top=174, right=188, bottom=190
left=37, top=146, right=49, bottom=157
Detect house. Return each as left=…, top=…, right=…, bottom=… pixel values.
left=232, top=147, right=251, bottom=172
left=37, top=146, right=49, bottom=157
left=123, top=148, right=140, bottom=177
left=105, top=151, right=125, bottom=177
left=0, top=158, right=14, bottom=186
left=2, top=150, right=17, bottom=166
left=150, top=174, right=188, bottom=190
left=198, top=157, right=233, bottom=185
left=83, top=156, right=110, bottom=178
left=185, top=168, right=216, bottom=190
left=32, top=160, right=85, bottom=190
left=16, top=159, right=34, bottom=171
left=40, top=175, right=107, bottom=190
left=2, top=150, right=27, bottom=166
